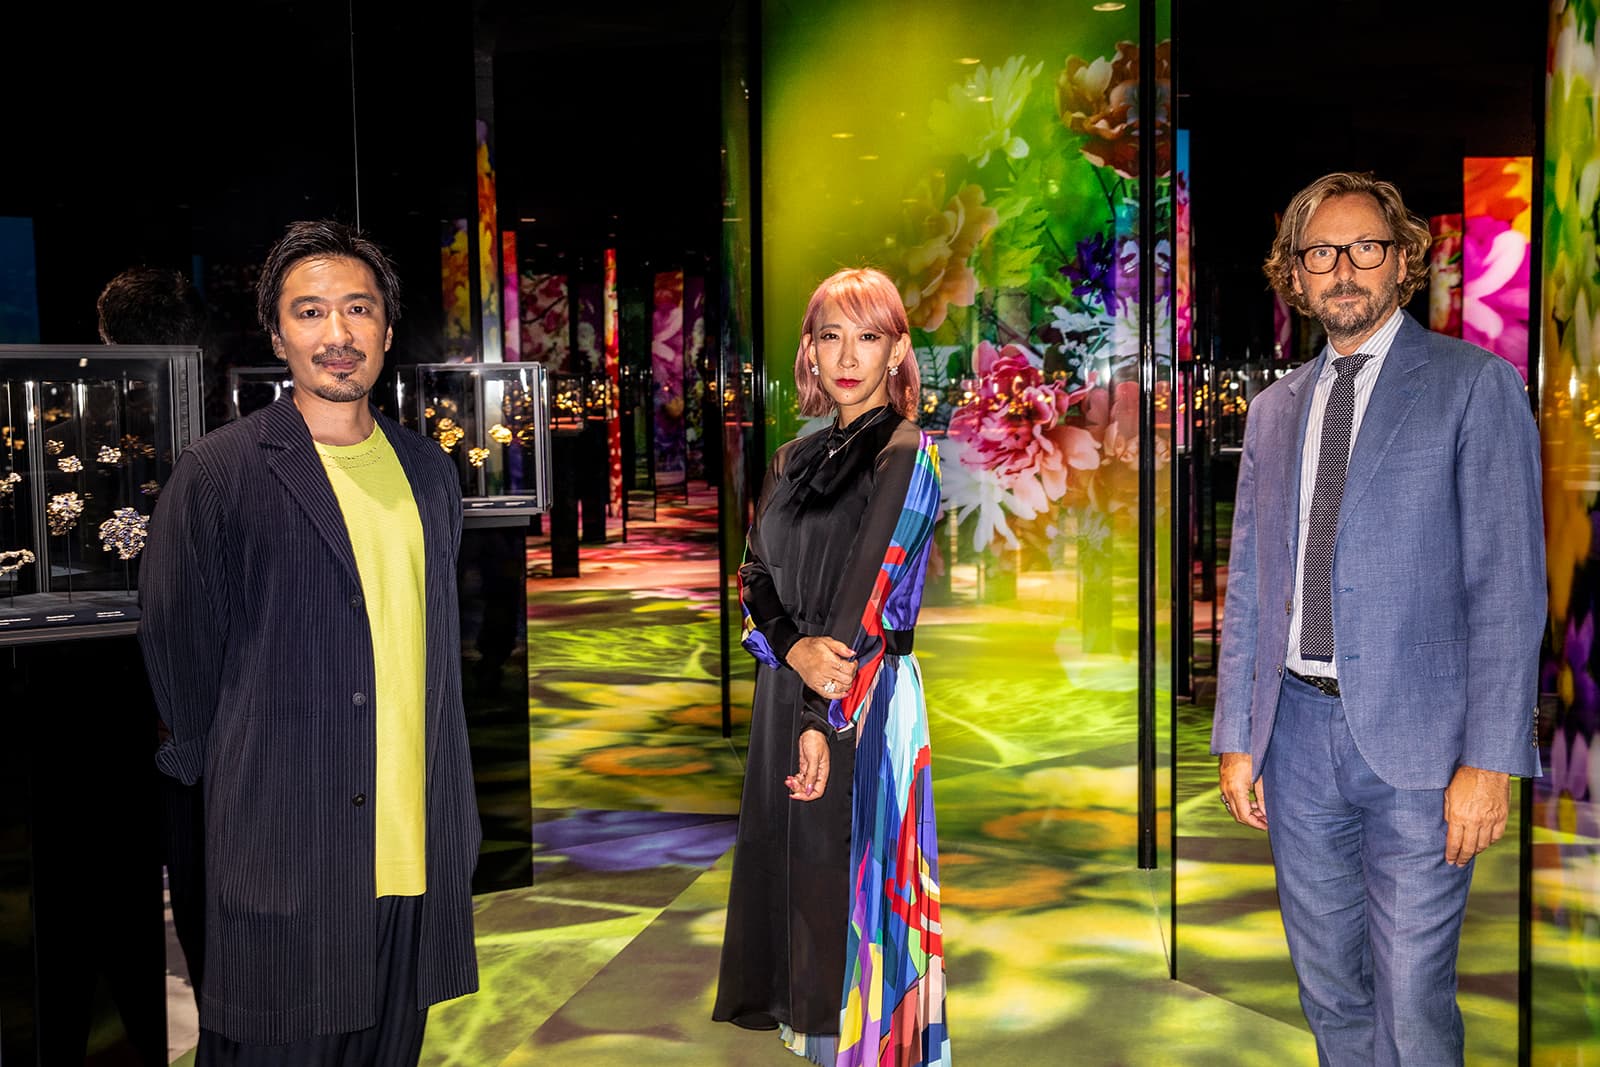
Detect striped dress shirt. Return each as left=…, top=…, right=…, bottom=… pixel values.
left=1285, top=308, right=1404, bottom=680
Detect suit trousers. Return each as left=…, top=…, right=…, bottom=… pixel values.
left=1264, top=672, right=1475, bottom=1067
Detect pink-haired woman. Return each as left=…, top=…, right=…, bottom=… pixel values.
left=713, top=268, right=950, bottom=1066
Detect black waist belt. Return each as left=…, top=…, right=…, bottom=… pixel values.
left=795, top=621, right=916, bottom=656
left=884, top=628, right=915, bottom=656
left=1287, top=667, right=1340, bottom=698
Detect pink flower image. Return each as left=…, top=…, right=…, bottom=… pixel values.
left=948, top=342, right=1099, bottom=516
left=1462, top=157, right=1531, bottom=380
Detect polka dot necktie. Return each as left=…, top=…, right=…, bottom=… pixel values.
left=1298, top=353, right=1373, bottom=663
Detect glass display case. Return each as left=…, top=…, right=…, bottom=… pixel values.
left=226, top=364, right=295, bottom=421
left=548, top=371, right=585, bottom=436
left=405, top=363, right=551, bottom=514
left=0, top=345, right=203, bottom=642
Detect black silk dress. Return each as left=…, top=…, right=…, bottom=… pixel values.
left=712, top=406, right=924, bottom=1036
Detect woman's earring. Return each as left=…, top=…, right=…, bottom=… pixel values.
left=810, top=364, right=820, bottom=375
left=889, top=364, right=900, bottom=377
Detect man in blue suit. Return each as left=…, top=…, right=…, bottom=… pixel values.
left=1212, top=172, right=1544, bottom=1066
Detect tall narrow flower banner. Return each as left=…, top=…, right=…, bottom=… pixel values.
left=502, top=230, right=521, bottom=362
left=476, top=118, right=502, bottom=363
left=1429, top=213, right=1463, bottom=337
left=652, top=270, right=686, bottom=487
left=762, top=1, right=1171, bottom=1050
left=441, top=217, right=472, bottom=364
left=575, top=281, right=602, bottom=372
left=684, top=275, right=707, bottom=483
left=1463, top=156, right=1532, bottom=380
left=1537, top=2, right=1600, bottom=1058
left=605, top=248, right=622, bottom=519
left=519, top=270, right=570, bottom=368
left=1175, top=129, right=1191, bottom=453
left=1176, top=129, right=1192, bottom=362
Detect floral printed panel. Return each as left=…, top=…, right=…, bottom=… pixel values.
left=1176, top=129, right=1192, bottom=363
left=1536, top=2, right=1600, bottom=1058
left=652, top=270, right=687, bottom=486
left=440, top=217, right=472, bottom=364
left=502, top=231, right=522, bottom=361
left=476, top=118, right=503, bottom=363
left=759, top=0, right=1174, bottom=994
left=518, top=271, right=570, bottom=368
left=762, top=2, right=1168, bottom=648
left=1428, top=213, right=1463, bottom=338
left=604, top=249, right=622, bottom=519
left=1463, top=156, right=1531, bottom=380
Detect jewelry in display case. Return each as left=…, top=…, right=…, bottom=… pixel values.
left=0, top=345, right=202, bottom=641
left=403, top=363, right=551, bottom=514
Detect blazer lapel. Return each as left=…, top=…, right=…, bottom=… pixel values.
left=256, top=395, right=362, bottom=587
left=1274, top=358, right=1323, bottom=556
left=1337, top=317, right=1430, bottom=538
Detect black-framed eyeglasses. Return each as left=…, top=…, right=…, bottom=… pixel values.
left=1295, top=240, right=1396, bottom=274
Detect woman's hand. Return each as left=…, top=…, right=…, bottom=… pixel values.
left=786, top=728, right=830, bottom=801
left=785, top=636, right=857, bottom=699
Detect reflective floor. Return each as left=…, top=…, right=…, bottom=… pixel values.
left=162, top=487, right=1538, bottom=1065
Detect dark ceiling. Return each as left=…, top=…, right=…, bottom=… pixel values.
left=1176, top=0, right=1546, bottom=356
left=0, top=0, right=1549, bottom=364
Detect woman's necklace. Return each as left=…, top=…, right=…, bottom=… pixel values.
left=826, top=406, right=889, bottom=459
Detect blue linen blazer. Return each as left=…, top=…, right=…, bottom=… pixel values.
left=138, top=395, right=481, bottom=1043
left=1211, top=313, right=1545, bottom=788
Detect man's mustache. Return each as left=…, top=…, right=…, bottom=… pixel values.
left=313, top=346, right=367, bottom=365
left=1322, top=281, right=1371, bottom=300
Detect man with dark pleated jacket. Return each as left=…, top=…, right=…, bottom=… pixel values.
left=139, top=220, right=480, bottom=1065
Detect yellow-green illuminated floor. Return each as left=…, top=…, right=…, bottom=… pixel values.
left=162, top=490, right=1578, bottom=1064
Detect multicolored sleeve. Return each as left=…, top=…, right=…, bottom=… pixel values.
left=821, top=431, right=942, bottom=734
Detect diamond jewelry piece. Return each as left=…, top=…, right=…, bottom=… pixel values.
left=98, top=507, right=149, bottom=561
left=57, top=456, right=83, bottom=473
left=0, top=548, right=35, bottom=577
left=47, top=492, right=83, bottom=534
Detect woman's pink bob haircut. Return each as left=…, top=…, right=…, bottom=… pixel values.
left=794, top=267, right=921, bottom=420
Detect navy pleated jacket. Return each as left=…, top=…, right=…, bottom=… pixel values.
left=138, top=395, right=480, bottom=1043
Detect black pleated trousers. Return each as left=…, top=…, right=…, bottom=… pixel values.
left=195, top=894, right=427, bottom=1066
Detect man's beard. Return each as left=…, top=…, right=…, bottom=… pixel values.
left=308, top=345, right=371, bottom=403
left=1312, top=274, right=1399, bottom=345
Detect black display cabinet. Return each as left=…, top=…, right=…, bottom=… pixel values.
left=0, top=344, right=202, bottom=1065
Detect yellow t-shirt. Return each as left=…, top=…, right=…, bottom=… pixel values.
left=317, top=426, right=428, bottom=898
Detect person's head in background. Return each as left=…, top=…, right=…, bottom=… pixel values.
left=97, top=266, right=207, bottom=346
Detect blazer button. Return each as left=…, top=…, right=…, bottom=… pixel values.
left=352, top=793, right=366, bottom=806
left=1276, top=666, right=1283, bottom=677
left=350, top=594, right=363, bottom=610
left=1285, top=599, right=1293, bottom=615
left=352, top=692, right=367, bottom=706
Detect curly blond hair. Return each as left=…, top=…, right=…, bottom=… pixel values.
left=1264, top=172, right=1431, bottom=314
